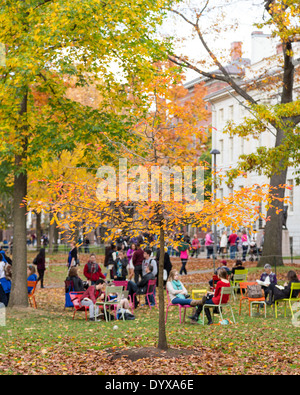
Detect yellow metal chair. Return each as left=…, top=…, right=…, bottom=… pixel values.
left=275, top=283, right=300, bottom=319
left=192, top=289, right=207, bottom=300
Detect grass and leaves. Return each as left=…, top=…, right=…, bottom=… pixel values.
left=0, top=255, right=299, bottom=375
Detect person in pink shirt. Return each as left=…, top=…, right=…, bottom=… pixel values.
left=241, top=230, right=249, bottom=262
left=191, top=234, right=200, bottom=258
left=205, top=231, right=214, bottom=259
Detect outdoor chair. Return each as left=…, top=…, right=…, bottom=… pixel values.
left=165, top=289, right=193, bottom=324
left=96, top=286, right=125, bottom=321
left=192, top=289, right=207, bottom=300
left=112, top=280, right=134, bottom=312
left=239, top=281, right=266, bottom=318
left=275, top=282, right=300, bottom=319
left=69, top=292, right=88, bottom=321
left=201, top=287, right=236, bottom=325
left=28, top=281, right=38, bottom=309
left=64, top=279, right=74, bottom=309
left=133, top=279, right=157, bottom=310
left=112, top=280, right=128, bottom=289
left=231, top=269, right=248, bottom=298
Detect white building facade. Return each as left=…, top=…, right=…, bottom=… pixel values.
left=185, top=32, right=300, bottom=254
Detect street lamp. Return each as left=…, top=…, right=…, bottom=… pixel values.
left=210, top=149, right=220, bottom=272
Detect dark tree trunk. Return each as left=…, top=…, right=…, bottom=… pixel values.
left=9, top=93, right=28, bottom=308
left=35, top=211, right=42, bottom=251
left=258, top=167, right=287, bottom=267
left=157, top=225, right=168, bottom=350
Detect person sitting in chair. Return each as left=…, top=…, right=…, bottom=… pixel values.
left=127, top=264, right=155, bottom=308
left=189, top=268, right=231, bottom=325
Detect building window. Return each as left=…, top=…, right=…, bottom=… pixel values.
left=229, top=105, right=234, bottom=120
left=219, top=139, right=224, bottom=164
left=241, top=138, right=244, bottom=155
left=229, top=137, right=234, bottom=162
left=287, top=179, right=294, bottom=212
left=218, top=108, right=224, bottom=125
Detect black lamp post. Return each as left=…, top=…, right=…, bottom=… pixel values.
left=210, top=149, right=220, bottom=272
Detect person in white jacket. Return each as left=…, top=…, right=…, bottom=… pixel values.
left=219, top=231, right=227, bottom=258
left=166, top=270, right=202, bottom=310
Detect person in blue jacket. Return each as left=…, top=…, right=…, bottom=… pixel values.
left=27, top=265, right=38, bottom=293
left=0, top=265, right=12, bottom=306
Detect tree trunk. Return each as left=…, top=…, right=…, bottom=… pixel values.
left=157, top=225, right=168, bottom=350
left=35, top=211, right=41, bottom=251
left=48, top=211, right=54, bottom=254
left=9, top=92, right=28, bottom=308
left=258, top=168, right=287, bottom=267
left=9, top=164, right=28, bottom=308
left=258, top=125, right=288, bottom=267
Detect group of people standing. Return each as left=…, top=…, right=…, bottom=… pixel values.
left=206, top=229, right=251, bottom=261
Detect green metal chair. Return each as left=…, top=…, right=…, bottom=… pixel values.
left=96, top=286, right=124, bottom=322
left=275, top=283, right=300, bottom=319
left=231, top=269, right=248, bottom=299
left=201, top=287, right=236, bottom=325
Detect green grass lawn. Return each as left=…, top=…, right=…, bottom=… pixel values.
left=0, top=260, right=299, bottom=375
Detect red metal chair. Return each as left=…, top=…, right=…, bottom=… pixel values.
left=133, top=279, right=157, bottom=310
left=69, top=292, right=89, bottom=321
left=112, top=280, right=128, bottom=289
left=165, top=290, right=193, bottom=324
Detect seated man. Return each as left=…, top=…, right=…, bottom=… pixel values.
left=127, top=264, right=155, bottom=308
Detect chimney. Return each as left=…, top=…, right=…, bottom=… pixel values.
left=230, top=42, right=242, bottom=62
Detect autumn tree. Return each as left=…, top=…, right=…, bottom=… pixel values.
left=28, top=65, right=275, bottom=350
left=166, top=0, right=300, bottom=266
left=0, top=0, right=180, bottom=308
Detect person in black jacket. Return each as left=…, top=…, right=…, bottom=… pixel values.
left=127, top=264, right=155, bottom=308
left=66, top=267, right=85, bottom=292
left=113, top=250, right=128, bottom=281
left=266, top=270, right=300, bottom=305
left=156, top=247, right=172, bottom=287
left=34, top=248, right=46, bottom=288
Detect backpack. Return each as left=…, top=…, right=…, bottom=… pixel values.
left=247, top=284, right=263, bottom=298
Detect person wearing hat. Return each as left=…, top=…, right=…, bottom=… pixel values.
left=256, top=263, right=277, bottom=300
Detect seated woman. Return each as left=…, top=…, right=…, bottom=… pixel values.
left=166, top=269, right=202, bottom=313
left=266, top=270, right=300, bottom=305
left=66, top=267, right=86, bottom=292
left=189, top=268, right=231, bottom=325
left=27, top=265, right=38, bottom=293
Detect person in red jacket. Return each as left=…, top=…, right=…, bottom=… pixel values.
left=83, top=253, right=106, bottom=285
left=79, top=279, right=105, bottom=321
left=228, top=232, right=238, bottom=259
left=189, top=268, right=231, bottom=324
left=132, top=243, right=144, bottom=283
